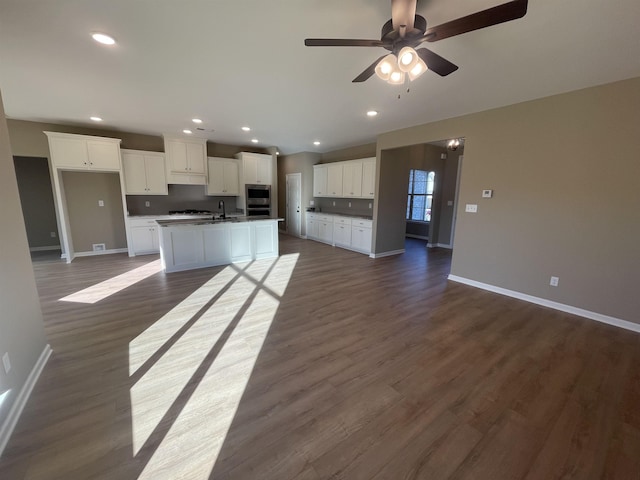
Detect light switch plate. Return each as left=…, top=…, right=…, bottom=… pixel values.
left=482, top=189, right=493, bottom=198
left=465, top=204, right=478, bottom=213
left=98, top=200, right=105, bottom=207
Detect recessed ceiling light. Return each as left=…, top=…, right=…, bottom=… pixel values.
left=192, top=118, right=202, bottom=124
left=91, top=33, right=116, bottom=45
left=313, top=141, right=321, bottom=146
left=251, top=139, right=259, bottom=143
left=276, top=151, right=280, bottom=155
left=242, top=126, right=251, bottom=132
left=183, top=129, right=192, bottom=134
left=90, top=116, right=103, bottom=122
left=367, top=110, right=378, bottom=117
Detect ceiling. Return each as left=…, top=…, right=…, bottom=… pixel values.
left=1, top=0, right=639, bottom=155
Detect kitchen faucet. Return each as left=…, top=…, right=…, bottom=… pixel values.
left=218, top=200, right=226, bottom=219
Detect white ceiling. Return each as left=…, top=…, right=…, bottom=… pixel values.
left=1, top=0, right=639, bottom=155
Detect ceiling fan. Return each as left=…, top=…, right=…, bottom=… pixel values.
left=305, top=0, right=529, bottom=83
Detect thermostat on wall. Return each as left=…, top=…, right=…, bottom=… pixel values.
left=482, top=189, right=493, bottom=198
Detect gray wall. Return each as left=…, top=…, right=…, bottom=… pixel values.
left=0, top=91, right=48, bottom=430
left=62, top=172, right=127, bottom=253
left=12, top=156, right=60, bottom=249
left=277, top=152, right=319, bottom=236
left=376, top=77, right=640, bottom=324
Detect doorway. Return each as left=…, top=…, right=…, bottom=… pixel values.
left=285, top=173, right=302, bottom=237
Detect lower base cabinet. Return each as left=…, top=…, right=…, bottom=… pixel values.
left=306, top=213, right=372, bottom=255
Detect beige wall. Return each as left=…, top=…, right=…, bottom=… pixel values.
left=62, top=172, right=127, bottom=252
left=376, top=77, right=640, bottom=323
left=277, top=152, right=320, bottom=236
left=0, top=92, right=48, bottom=430
left=321, top=143, right=376, bottom=163
left=13, top=157, right=60, bottom=248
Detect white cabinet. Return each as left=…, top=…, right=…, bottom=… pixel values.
left=163, top=136, right=207, bottom=184
left=317, top=214, right=334, bottom=244
left=313, top=165, right=328, bottom=196
left=361, top=158, right=376, bottom=199
left=327, top=164, right=343, bottom=197
left=313, top=157, right=376, bottom=199
left=342, top=162, right=363, bottom=197
left=237, top=152, right=272, bottom=185
left=333, top=216, right=352, bottom=247
left=122, top=150, right=168, bottom=195
left=45, top=132, right=121, bottom=171
left=306, top=213, right=319, bottom=239
left=207, top=157, right=239, bottom=196
left=351, top=218, right=373, bottom=254
left=129, top=218, right=161, bottom=255
left=306, top=214, right=372, bottom=255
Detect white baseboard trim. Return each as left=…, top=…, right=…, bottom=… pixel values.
left=0, top=344, right=52, bottom=457
left=29, top=245, right=61, bottom=252
left=427, top=242, right=453, bottom=249
left=370, top=249, right=405, bottom=259
left=74, top=248, right=129, bottom=257
left=447, top=275, right=640, bottom=334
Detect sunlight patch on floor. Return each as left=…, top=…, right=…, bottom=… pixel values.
left=128, top=265, right=237, bottom=376
left=130, top=254, right=298, bottom=480
left=59, top=259, right=163, bottom=304
left=0, top=390, right=9, bottom=410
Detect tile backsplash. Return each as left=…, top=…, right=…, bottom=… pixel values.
left=126, top=184, right=238, bottom=215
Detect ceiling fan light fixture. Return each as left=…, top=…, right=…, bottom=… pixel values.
left=388, top=69, right=405, bottom=85
left=397, top=47, right=419, bottom=73
left=375, top=54, right=396, bottom=81
left=408, top=57, right=427, bottom=81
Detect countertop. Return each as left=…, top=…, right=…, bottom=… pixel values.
left=156, top=216, right=284, bottom=227
left=307, top=211, right=373, bottom=220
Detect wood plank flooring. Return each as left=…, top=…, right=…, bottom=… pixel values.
left=1, top=236, right=639, bottom=479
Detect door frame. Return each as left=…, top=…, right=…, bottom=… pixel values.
left=449, top=154, right=464, bottom=248
left=285, top=173, right=302, bottom=238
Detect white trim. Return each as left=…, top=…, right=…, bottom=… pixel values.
left=369, top=249, right=405, bottom=258
left=427, top=242, right=453, bottom=249
left=29, top=245, right=61, bottom=252
left=447, top=275, right=640, bottom=334
left=0, top=344, right=52, bottom=457
left=74, top=248, right=129, bottom=257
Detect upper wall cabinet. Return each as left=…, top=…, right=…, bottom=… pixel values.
left=163, top=135, right=207, bottom=185
left=235, top=152, right=272, bottom=185
left=361, top=157, right=376, bottom=198
left=45, top=132, right=121, bottom=171
left=207, top=157, right=239, bottom=196
left=122, top=149, right=168, bottom=195
left=313, top=164, right=328, bottom=196
left=313, top=157, right=376, bottom=199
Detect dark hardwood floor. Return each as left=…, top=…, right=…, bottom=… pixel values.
left=1, top=236, right=639, bottom=479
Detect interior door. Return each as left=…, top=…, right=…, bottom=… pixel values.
left=286, top=173, right=302, bottom=237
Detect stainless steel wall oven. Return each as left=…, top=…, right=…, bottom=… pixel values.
left=245, top=184, right=271, bottom=216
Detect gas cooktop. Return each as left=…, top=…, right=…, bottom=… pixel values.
left=168, top=209, right=212, bottom=215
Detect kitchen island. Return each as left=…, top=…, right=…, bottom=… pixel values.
left=157, top=216, right=282, bottom=273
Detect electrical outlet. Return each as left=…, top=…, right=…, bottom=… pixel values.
left=332, top=201, right=336, bottom=206
left=465, top=204, right=478, bottom=213
left=145, top=201, right=151, bottom=207
left=2, top=352, right=11, bottom=373
left=368, top=203, right=372, bottom=209
left=50, top=231, right=56, bottom=238
left=550, top=276, right=559, bottom=287
left=98, top=200, right=104, bottom=207
left=348, top=202, right=351, bottom=208
left=447, top=200, right=453, bottom=206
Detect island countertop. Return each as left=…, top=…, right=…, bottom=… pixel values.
left=156, top=216, right=283, bottom=227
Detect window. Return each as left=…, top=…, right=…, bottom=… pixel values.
left=407, top=169, right=435, bottom=222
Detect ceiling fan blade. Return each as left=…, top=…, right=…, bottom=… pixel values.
left=352, top=54, right=388, bottom=83
left=424, top=0, right=528, bottom=42
left=305, top=38, right=384, bottom=47
left=416, top=48, right=458, bottom=76
left=391, top=0, right=417, bottom=35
